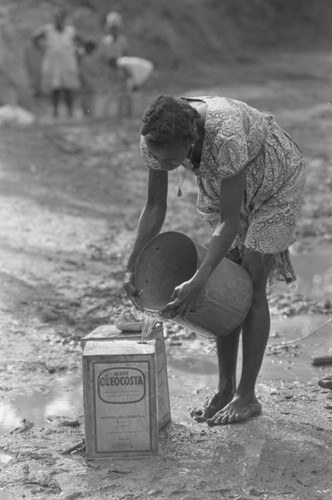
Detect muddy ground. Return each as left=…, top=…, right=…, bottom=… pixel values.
left=0, top=51, right=332, bottom=499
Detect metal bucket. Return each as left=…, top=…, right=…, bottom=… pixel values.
left=133, top=231, right=253, bottom=338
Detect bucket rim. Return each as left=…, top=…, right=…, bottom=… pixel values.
left=134, top=231, right=198, bottom=272
left=133, top=231, right=200, bottom=310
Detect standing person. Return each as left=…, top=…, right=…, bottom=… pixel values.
left=124, top=94, right=306, bottom=425
left=32, top=9, right=81, bottom=118
left=79, top=40, right=99, bottom=117
left=116, top=56, right=154, bottom=117
left=97, top=11, right=128, bottom=118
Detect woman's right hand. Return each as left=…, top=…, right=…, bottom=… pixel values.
left=123, top=272, right=142, bottom=308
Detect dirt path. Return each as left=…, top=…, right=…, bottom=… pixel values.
left=0, top=51, right=332, bottom=499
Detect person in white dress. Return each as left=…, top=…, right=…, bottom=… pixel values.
left=32, top=9, right=81, bottom=118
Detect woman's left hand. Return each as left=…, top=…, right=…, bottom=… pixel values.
left=160, top=278, right=206, bottom=319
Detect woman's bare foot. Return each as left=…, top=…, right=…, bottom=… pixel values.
left=206, top=396, right=262, bottom=426
left=190, top=390, right=234, bottom=423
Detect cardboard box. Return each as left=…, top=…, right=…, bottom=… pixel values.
left=83, top=339, right=158, bottom=458
left=82, top=323, right=171, bottom=430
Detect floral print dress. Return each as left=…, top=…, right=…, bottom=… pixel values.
left=140, top=96, right=306, bottom=284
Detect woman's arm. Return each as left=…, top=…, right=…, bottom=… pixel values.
left=193, top=169, right=245, bottom=285
left=161, top=169, right=245, bottom=317
left=126, top=168, right=168, bottom=274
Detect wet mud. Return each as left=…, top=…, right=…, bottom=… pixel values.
left=0, top=50, right=332, bottom=499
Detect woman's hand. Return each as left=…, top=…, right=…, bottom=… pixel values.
left=123, top=272, right=142, bottom=309
left=160, top=277, right=206, bottom=319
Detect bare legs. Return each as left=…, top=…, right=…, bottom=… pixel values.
left=193, top=251, right=274, bottom=425
left=51, top=88, right=74, bottom=118
left=118, top=91, right=133, bottom=118
left=192, top=327, right=240, bottom=421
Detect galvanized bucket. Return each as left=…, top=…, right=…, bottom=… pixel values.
left=133, top=231, right=253, bottom=338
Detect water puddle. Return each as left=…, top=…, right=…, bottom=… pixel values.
left=0, top=249, right=331, bottom=435
left=166, top=314, right=331, bottom=391
left=0, top=490, right=14, bottom=500
left=0, top=376, right=82, bottom=435
left=0, top=314, right=329, bottom=436
left=167, top=248, right=332, bottom=391
left=292, top=247, right=332, bottom=295
left=0, top=453, right=13, bottom=465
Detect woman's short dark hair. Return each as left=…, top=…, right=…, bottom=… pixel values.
left=141, top=95, right=199, bottom=144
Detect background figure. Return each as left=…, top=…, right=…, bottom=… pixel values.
left=32, top=9, right=81, bottom=118
left=97, top=11, right=128, bottom=118
left=79, top=40, right=99, bottom=117
left=116, top=56, right=154, bottom=117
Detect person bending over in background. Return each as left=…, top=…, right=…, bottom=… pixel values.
left=124, top=94, right=306, bottom=425
left=115, top=56, right=154, bottom=117
left=32, top=9, right=82, bottom=118
left=79, top=40, right=99, bottom=117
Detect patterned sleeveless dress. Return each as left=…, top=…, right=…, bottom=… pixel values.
left=140, top=96, right=306, bottom=284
